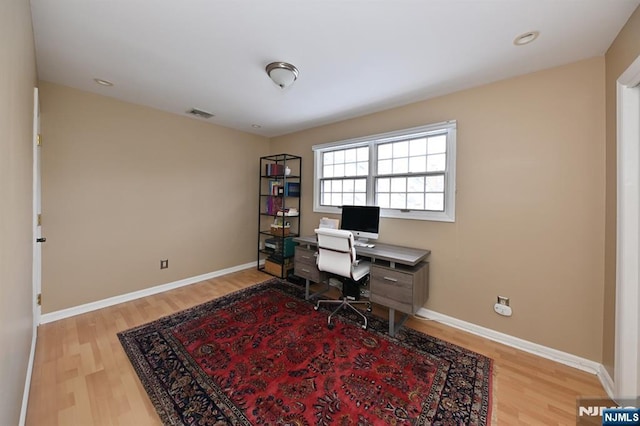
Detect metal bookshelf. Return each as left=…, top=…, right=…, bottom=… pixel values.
left=257, top=154, right=301, bottom=278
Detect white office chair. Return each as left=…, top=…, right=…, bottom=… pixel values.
left=313, top=228, right=372, bottom=329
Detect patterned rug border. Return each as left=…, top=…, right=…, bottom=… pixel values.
left=118, top=277, right=494, bottom=425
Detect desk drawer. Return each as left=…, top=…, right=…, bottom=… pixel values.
left=370, top=267, right=413, bottom=313
left=295, top=246, right=316, bottom=265
left=370, top=263, right=428, bottom=314
left=294, top=262, right=323, bottom=282
left=294, top=246, right=324, bottom=282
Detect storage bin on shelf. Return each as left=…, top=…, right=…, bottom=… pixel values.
left=265, top=237, right=297, bottom=257
left=270, top=224, right=290, bottom=236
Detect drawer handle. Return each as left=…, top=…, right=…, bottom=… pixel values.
left=383, top=276, right=398, bottom=282
left=301, top=268, right=310, bottom=273
left=302, top=256, right=311, bottom=260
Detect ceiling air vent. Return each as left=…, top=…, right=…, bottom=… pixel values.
left=187, top=108, right=214, bottom=119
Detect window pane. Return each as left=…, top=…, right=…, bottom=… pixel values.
left=378, top=159, right=392, bottom=175
left=391, top=177, right=406, bottom=192
left=392, top=158, right=408, bottom=174
left=345, top=148, right=357, bottom=162
left=356, top=161, right=368, bottom=176
left=323, top=180, right=331, bottom=192
left=427, top=153, right=446, bottom=172
left=323, top=165, right=334, bottom=178
left=390, top=193, right=406, bottom=209
left=378, top=143, right=392, bottom=160
left=426, top=175, right=444, bottom=192
left=409, top=138, right=427, bottom=156
left=394, top=141, right=409, bottom=157
left=428, top=135, right=446, bottom=154
left=334, top=164, right=345, bottom=177
left=334, top=150, right=344, bottom=163
left=377, top=178, right=390, bottom=192
left=323, top=152, right=334, bottom=165
left=426, top=193, right=444, bottom=211
left=345, top=163, right=356, bottom=176
left=407, top=193, right=425, bottom=210
left=322, top=193, right=331, bottom=205
left=343, top=179, right=354, bottom=192
left=377, top=193, right=390, bottom=208
left=342, top=193, right=354, bottom=205
left=331, top=193, right=342, bottom=206
left=407, top=176, right=424, bottom=192
left=332, top=180, right=343, bottom=192
left=408, top=156, right=426, bottom=173
left=357, top=147, right=368, bottom=161
left=354, top=193, right=367, bottom=205
left=354, top=179, right=366, bottom=192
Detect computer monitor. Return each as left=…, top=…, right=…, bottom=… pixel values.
left=340, top=205, right=380, bottom=243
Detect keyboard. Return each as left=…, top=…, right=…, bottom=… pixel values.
left=353, top=242, right=375, bottom=248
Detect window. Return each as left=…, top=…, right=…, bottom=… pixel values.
left=313, top=121, right=456, bottom=222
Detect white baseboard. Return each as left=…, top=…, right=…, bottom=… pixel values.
left=597, top=363, right=616, bottom=401
left=19, top=322, right=37, bottom=426
left=417, top=308, right=603, bottom=375
left=40, top=261, right=258, bottom=324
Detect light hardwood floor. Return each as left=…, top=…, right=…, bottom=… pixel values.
left=26, top=269, right=607, bottom=425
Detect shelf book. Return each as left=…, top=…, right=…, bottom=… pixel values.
left=269, top=180, right=284, bottom=196
left=266, top=196, right=283, bottom=215
left=285, top=182, right=300, bottom=197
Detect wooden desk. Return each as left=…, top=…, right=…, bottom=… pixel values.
left=293, top=235, right=430, bottom=336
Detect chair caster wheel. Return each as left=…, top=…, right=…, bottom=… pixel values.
left=361, top=324, right=367, bottom=330
left=328, top=323, right=335, bottom=330
left=314, top=306, right=319, bottom=311
left=366, top=306, right=372, bottom=312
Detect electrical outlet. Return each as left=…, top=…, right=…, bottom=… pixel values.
left=160, top=259, right=168, bottom=269
left=497, top=296, right=509, bottom=306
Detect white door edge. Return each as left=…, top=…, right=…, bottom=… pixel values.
left=615, top=53, right=640, bottom=400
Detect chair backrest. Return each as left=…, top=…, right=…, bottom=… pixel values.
left=314, top=228, right=356, bottom=279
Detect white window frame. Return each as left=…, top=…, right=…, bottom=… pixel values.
left=313, top=120, right=457, bottom=222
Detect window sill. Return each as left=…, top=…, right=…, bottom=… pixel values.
left=313, top=205, right=455, bottom=222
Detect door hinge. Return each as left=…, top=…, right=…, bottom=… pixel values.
left=37, top=293, right=41, bottom=306
left=37, top=214, right=42, bottom=226
left=37, top=134, right=42, bottom=146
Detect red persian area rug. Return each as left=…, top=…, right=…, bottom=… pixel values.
left=118, top=279, right=493, bottom=425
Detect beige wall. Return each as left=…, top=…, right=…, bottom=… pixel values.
left=39, top=82, right=269, bottom=313
left=0, top=0, right=37, bottom=423
left=602, top=5, right=640, bottom=377
left=272, top=58, right=606, bottom=361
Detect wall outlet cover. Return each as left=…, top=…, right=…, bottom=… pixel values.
left=494, top=303, right=512, bottom=317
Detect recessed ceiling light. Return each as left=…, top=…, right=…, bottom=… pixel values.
left=93, top=78, right=114, bottom=87
left=513, top=31, right=539, bottom=46
left=251, top=124, right=262, bottom=128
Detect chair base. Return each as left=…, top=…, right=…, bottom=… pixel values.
left=314, top=297, right=372, bottom=330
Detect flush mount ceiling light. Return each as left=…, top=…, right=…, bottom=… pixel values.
left=93, top=78, right=114, bottom=86
left=513, top=31, right=539, bottom=46
left=266, top=62, right=299, bottom=89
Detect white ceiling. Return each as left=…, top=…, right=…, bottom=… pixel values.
left=30, top=0, right=639, bottom=137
